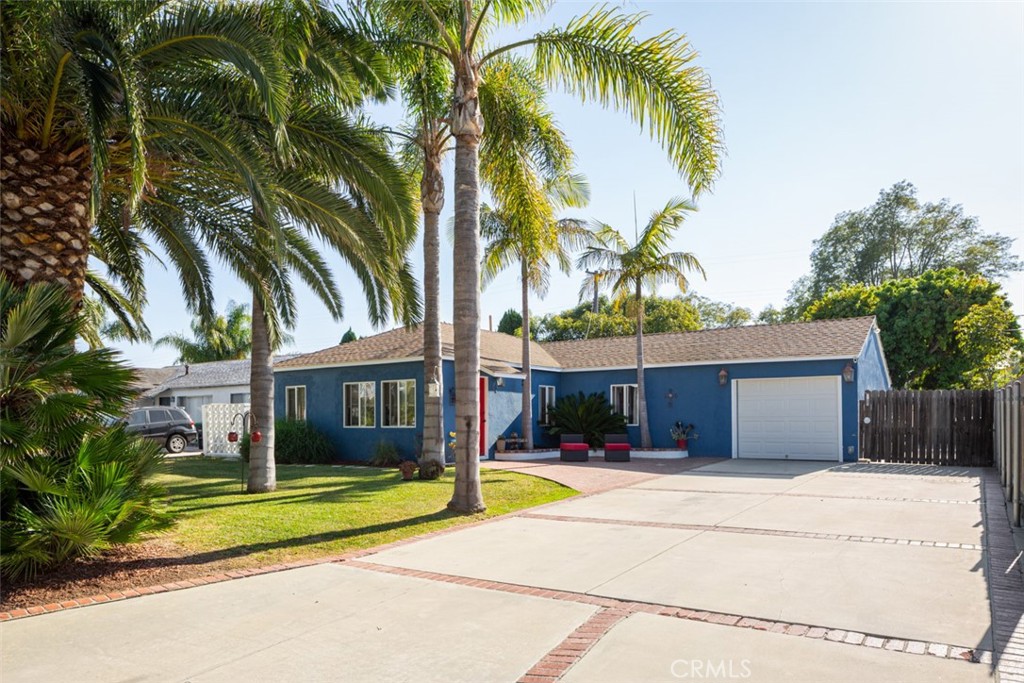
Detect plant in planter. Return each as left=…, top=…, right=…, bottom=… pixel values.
left=670, top=422, right=698, bottom=450
left=547, top=392, right=627, bottom=448
left=398, top=460, right=417, bottom=480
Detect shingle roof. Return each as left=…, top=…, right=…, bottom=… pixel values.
left=542, top=316, right=876, bottom=369
left=143, top=355, right=299, bottom=394
left=276, top=323, right=560, bottom=370
left=277, top=317, right=876, bottom=372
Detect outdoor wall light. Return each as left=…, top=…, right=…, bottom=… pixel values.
left=718, top=368, right=729, bottom=386
left=426, top=378, right=441, bottom=399
left=842, top=362, right=855, bottom=383
left=496, top=377, right=505, bottom=387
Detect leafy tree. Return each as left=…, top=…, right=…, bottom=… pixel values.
left=497, top=309, right=523, bottom=336
left=155, top=302, right=261, bottom=363
left=0, top=277, right=173, bottom=579
left=805, top=268, right=1023, bottom=389
left=682, top=294, right=752, bottom=329
left=340, top=328, right=359, bottom=344
left=367, top=1, right=722, bottom=513
left=578, top=199, right=705, bottom=447
left=789, top=181, right=1021, bottom=313
left=537, top=296, right=703, bottom=342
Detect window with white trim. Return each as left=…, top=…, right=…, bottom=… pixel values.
left=538, top=385, right=556, bottom=425
left=382, top=379, right=416, bottom=427
left=285, top=386, right=306, bottom=421
left=344, top=382, right=375, bottom=427
left=610, top=384, right=638, bottom=426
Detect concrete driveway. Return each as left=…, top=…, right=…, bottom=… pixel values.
left=1, top=459, right=1002, bottom=682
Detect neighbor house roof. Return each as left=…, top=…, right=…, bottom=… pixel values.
left=542, top=316, right=877, bottom=369
left=276, top=317, right=877, bottom=372
left=276, top=324, right=560, bottom=371
left=143, top=355, right=299, bottom=395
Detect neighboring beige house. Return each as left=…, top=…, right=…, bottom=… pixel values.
left=134, top=356, right=296, bottom=425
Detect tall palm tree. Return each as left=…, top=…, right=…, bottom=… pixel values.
left=368, top=1, right=722, bottom=512
left=388, top=43, right=585, bottom=467
left=155, top=301, right=265, bottom=363
left=482, top=174, right=590, bottom=450
left=158, top=4, right=417, bottom=493
left=578, top=198, right=705, bottom=447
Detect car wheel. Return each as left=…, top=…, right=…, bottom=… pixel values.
left=166, top=434, right=187, bottom=454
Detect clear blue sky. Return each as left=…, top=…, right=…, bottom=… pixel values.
left=113, top=1, right=1024, bottom=368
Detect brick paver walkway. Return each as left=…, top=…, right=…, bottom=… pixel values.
left=481, top=456, right=723, bottom=493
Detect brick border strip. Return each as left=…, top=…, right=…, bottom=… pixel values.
left=0, top=474, right=604, bottom=622
left=344, top=559, right=988, bottom=670
left=517, top=607, right=631, bottom=683
left=981, top=470, right=1024, bottom=683
left=520, top=512, right=984, bottom=551
left=636, top=485, right=979, bottom=506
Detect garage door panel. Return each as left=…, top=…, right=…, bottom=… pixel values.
left=736, top=377, right=840, bottom=461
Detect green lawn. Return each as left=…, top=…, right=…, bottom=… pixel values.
left=155, top=458, right=576, bottom=568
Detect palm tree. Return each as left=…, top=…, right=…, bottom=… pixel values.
left=578, top=198, right=705, bottom=448
left=1, top=1, right=288, bottom=307
left=482, top=174, right=590, bottom=450
left=367, top=2, right=722, bottom=512
left=155, top=301, right=264, bottom=363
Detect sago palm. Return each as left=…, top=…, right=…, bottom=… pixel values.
left=577, top=198, right=705, bottom=447
left=366, top=1, right=722, bottom=512
left=0, top=276, right=173, bottom=579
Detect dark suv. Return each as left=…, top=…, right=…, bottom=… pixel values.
left=125, top=407, right=198, bottom=453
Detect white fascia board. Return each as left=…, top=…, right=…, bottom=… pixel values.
left=554, top=355, right=856, bottom=373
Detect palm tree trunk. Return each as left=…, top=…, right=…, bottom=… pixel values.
left=520, top=258, right=533, bottom=450
left=448, top=57, right=485, bottom=513
left=247, top=291, right=276, bottom=493
left=420, top=148, right=445, bottom=467
left=0, top=139, right=91, bottom=303
left=636, top=285, right=652, bottom=448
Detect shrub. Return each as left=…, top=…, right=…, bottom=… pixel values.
left=418, top=459, right=445, bottom=480
left=0, top=277, right=174, bottom=579
left=547, top=391, right=627, bottom=448
left=237, top=420, right=334, bottom=464
left=369, top=440, right=401, bottom=467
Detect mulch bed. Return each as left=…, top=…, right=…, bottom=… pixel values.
left=0, top=539, right=251, bottom=611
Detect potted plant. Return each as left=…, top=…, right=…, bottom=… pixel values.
left=670, top=422, right=698, bottom=450
left=398, top=460, right=417, bottom=481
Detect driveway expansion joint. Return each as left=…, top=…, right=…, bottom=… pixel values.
left=518, top=512, right=984, bottom=551
left=637, top=485, right=980, bottom=505
left=342, top=559, right=990, bottom=672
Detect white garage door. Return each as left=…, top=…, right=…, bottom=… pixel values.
left=734, top=377, right=841, bottom=461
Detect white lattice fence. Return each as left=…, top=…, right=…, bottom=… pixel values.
left=201, top=403, right=250, bottom=457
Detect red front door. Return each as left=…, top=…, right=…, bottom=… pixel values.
left=479, top=376, right=487, bottom=456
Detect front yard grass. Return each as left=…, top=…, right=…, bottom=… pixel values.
left=158, top=457, right=576, bottom=567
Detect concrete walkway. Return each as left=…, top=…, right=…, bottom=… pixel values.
left=2, top=458, right=1009, bottom=682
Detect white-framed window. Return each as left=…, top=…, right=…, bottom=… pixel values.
left=344, top=381, right=375, bottom=427
left=285, top=386, right=306, bottom=421
left=382, top=379, right=416, bottom=427
left=230, top=392, right=250, bottom=404
left=538, top=385, right=556, bottom=425
left=610, top=384, right=639, bottom=426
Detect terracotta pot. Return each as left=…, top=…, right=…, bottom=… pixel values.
left=676, top=438, right=688, bottom=450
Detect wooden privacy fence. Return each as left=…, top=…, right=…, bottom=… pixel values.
left=994, top=379, right=1024, bottom=526
left=859, top=389, right=993, bottom=466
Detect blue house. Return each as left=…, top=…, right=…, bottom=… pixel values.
left=273, top=316, right=890, bottom=463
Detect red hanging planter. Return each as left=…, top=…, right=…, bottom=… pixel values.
left=227, top=431, right=239, bottom=443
